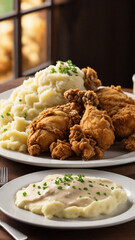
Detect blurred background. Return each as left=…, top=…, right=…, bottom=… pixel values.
left=0, top=0, right=134, bottom=87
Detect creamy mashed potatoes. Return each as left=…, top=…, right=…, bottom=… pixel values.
left=0, top=60, right=85, bottom=152
left=15, top=174, right=127, bottom=219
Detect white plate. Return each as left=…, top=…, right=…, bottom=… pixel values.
left=0, top=88, right=135, bottom=168
left=0, top=169, right=135, bottom=229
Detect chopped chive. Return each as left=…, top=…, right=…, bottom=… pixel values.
left=89, top=184, right=93, bottom=187
left=43, top=182, right=47, bottom=186
left=6, top=112, right=10, bottom=116
left=72, top=186, right=76, bottom=189
left=1, top=115, right=4, bottom=118
left=104, top=192, right=107, bottom=196
left=58, top=186, right=62, bottom=190
left=24, top=113, right=27, bottom=119
left=33, top=184, right=36, bottom=187
left=105, top=185, right=108, bottom=187
left=88, top=180, right=92, bottom=183
left=19, top=99, right=22, bottom=102
left=94, top=197, right=98, bottom=201
left=55, top=180, right=59, bottom=184
left=23, top=192, right=27, bottom=196
left=38, top=186, right=41, bottom=189
left=111, top=187, right=114, bottom=190
left=79, top=196, right=82, bottom=198
left=83, top=187, right=88, bottom=191
left=96, top=192, right=100, bottom=195
left=38, top=191, right=41, bottom=195
left=88, top=192, right=91, bottom=195
left=43, top=187, right=47, bottom=190
left=4, top=129, right=7, bottom=131
left=50, top=68, right=56, bottom=73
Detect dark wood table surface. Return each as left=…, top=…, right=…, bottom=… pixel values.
left=0, top=78, right=135, bottom=240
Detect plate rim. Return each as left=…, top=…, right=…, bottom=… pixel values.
left=0, top=169, right=135, bottom=229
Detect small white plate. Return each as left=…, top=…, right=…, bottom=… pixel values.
left=0, top=169, right=135, bottom=229
left=0, top=88, right=135, bottom=168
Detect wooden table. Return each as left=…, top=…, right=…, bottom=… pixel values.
left=0, top=79, right=135, bottom=240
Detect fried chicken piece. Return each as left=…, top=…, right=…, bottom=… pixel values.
left=50, top=140, right=74, bottom=160
left=121, top=133, right=135, bottom=151
left=112, top=104, right=135, bottom=138
left=69, top=125, right=104, bottom=160
left=97, top=85, right=135, bottom=117
left=67, top=89, right=115, bottom=160
left=28, top=103, right=80, bottom=156
left=97, top=86, right=135, bottom=151
left=82, top=67, right=102, bottom=91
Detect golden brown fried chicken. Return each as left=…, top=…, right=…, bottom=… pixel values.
left=97, top=85, right=135, bottom=151
left=28, top=103, right=80, bottom=156
left=50, top=140, right=74, bottom=160
left=121, top=133, right=135, bottom=151
left=66, top=89, right=115, bottom=160
left=82, top=67, right=102, bottom=91
left=112, top=104, right=135, bottom=139
left=97, top=85, right=135, bottom=117
left=69, top=125, right=104, bottom=160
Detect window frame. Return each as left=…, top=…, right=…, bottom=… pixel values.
left=0, top=0, right=53, bottom=80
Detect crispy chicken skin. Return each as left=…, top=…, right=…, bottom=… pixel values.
left=50, top=140, right=74, bottom=160
left=112, top=104, right=135, bottom=139
left=28, top=103, right=80, bottom=156
left=67, top=89, right=115, bottom=160
left=121, top=133, right=135, bottom=151
left=82, top=67, right=102, bottom=91
left=97, top=85, right=135, bottom=150
left=97, top=85, right=135, bottom=117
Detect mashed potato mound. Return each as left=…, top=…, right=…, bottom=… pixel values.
left=15, top=174, right=127, bottom=219
left=0, top=61, right=85, bottom=152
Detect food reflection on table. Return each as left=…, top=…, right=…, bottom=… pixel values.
left=15, top=173, right=127, bottom=219
left=0, top=60, right=135, bottom=161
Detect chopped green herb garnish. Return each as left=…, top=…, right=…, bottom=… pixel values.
left=43, top=182, right=47, bottom=186
left=43, top=187, right=47, bottom=190
left=111, top=187, right=114, bottom=190
left=72, top=186, right=76, bottom=189
left=38, top=191, right=41, bottom=195
left=4, top=129, right=7, bottom=131
left=24, top=113, right=27, bottom=119
left=89, top=184, right=93, bottom=187
left=79, top=188, right=82, bottom=190
left=79, top=196, right=82, bottom=198
left=38, top=186, right=41, bottom=189
left=83, top=187, right=88, bottom=191
left=19, top=99, right=22, bottom=102
left=55, top=179, right=59, bottom=184
left=67, top=183, right=70, bottom=186
left=6, top=112, right=10, bottom=116
left=105, top=185, right=108, bottom=187
left=1, top=115, right=4, bottom=118
left=23, top=192, right=27, bottom=196
left=96, top=192, right=100, bottom=195
left=58, top=186, right=62, bottom=190
left=88, top=180, right=92, bottom=183
left=88, top=192, right=91, bottom=195
left=104, top=192, right=107, bottom=196
left=50, top=68, right=56, bottom=73
left=94, top=197, right=98, bottom=201
left=33, top=184, right=36, bottom=187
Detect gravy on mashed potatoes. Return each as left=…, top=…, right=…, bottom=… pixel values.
left=15, top=174, right=127, bottom=219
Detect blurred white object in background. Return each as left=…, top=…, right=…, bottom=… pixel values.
left=132, top=74, right=135, bottom=94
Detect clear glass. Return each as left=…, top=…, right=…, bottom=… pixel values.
left=0, top=20, right=14, bottom=83
left=21, top=0, right=48, bottom=10
left=21, top=10, right=47, bottom=72
left=0, top=0, right=13, bottom=16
